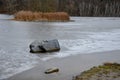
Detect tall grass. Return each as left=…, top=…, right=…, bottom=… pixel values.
left=14, top=11, right=70, bottom=21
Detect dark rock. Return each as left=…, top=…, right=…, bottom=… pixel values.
left=45, top=68, right=59, bottom=74
left=29, top=40, right=43, bottom=53
left=29, top=39, right=60, bottom=53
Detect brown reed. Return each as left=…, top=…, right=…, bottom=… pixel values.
left=14, top=11, right=70, bottom=21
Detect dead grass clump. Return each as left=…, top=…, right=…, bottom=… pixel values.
left=43, top=12, right=70, bottom=21
left=15, top=11, right=34, bottom=21
left=104, top=62, right=120, bottom=66
left=33, top=12, right=43, bottom=21
left=74, top=63, right=120, bottom=80
left=14, top=11, right=70, bottom=21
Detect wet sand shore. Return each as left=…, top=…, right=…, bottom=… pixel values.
left=7, top=50, right=120, bottom=80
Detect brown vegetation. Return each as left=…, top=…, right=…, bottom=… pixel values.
left=74, top=63, right=120, bottom=80
left=14, top=11, right=70, bottom=21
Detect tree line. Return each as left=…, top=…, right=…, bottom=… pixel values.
left=0, top=0, right=120, bottom=16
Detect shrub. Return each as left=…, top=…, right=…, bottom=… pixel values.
left=14, top=11, right=70, bottom=21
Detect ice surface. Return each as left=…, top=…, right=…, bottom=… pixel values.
left=0, top=14, right=120, bottom=79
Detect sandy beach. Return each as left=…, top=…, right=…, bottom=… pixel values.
left=7, top=50, right=120, bottom=80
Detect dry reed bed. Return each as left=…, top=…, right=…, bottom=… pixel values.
left=14, top=11, right=70, bottom=21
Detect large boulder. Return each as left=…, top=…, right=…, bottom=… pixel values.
left=29, top=39, right=60, bottom=53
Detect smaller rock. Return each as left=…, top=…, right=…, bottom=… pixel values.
left=45, top=68, right=59, bottom=74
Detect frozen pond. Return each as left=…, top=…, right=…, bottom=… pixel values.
left=0, top=14, right=120, bottom=79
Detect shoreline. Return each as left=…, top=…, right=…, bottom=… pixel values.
left=7, top=50, right=120, bottom=80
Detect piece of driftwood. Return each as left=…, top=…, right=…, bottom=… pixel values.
left=44, top=68, right=59, bottom=74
